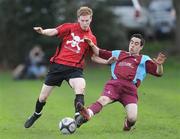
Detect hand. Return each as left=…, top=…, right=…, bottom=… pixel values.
left=153, top=52, right=167, bottom=65
left=84, top=37, right=95, bottom=47
left=107, top=56, right=117, bottom=64
left=33, top=27, right=44, bottom=34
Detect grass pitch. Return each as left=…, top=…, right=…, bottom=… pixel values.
left=0, top=63, right=180, bottom=139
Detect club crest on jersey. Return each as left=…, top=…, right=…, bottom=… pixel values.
left=118, top=61, right=134, bottom=68
left=65, top=33, right=84, bottom=53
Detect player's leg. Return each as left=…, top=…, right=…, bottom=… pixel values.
left=87, top=96, right=113, bottom=118
left=24, top=84, right=55, bottom=128
left=69, top=77, right=86, bottom=116
left=86, top=79, right=117, bottom=119
left=24, top=63, right=71, bottom=128
left=75, top=96, right=113, bottom=128
left=37, top=83, right=55, bottom=112
left=123, top=103, right=138, bottom=131
left=76, top=80, right=116, bottom=127
left=76, top=83, right=116, bottom=127
left=118, top=80, right=138, bottom=131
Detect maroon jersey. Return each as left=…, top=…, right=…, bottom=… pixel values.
left=50, top=23, right=97, bottom=69
left=99, top=49, right=160, bottom=87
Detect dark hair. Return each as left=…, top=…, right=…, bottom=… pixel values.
left=130, top=34, right=145, bottom=46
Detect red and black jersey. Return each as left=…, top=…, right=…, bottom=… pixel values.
left=50, top=23, right=97, bottom=69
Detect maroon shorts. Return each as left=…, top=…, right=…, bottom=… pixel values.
left=101, top=79, right=138, bottom=106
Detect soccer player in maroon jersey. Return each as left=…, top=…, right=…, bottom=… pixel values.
left=24, top=6, right=113, bottom=128
left=76, top=34, right=167, bottom=131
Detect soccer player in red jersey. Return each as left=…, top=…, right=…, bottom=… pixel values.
left=76, top=34, right=167, bottom=131
left=24, top=6, right=113, bottom=128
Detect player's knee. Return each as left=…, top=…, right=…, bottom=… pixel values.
left=39, top=94, right=48, bottom=102
left=79, top=87, right=85, bottom=93
left=74, top=86, right=85, bottom=94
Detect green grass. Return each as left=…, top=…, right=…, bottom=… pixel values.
left=0, top=61, right=180, bottom=139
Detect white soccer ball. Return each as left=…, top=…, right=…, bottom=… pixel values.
left=59, top=117, right=77, bottom=134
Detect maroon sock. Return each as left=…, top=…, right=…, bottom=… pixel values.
left=89, top=101, right=103, bottom=115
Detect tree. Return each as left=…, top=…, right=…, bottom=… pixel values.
left=78, top=0, right=127, bottom=50
left=172, top=0, right=180, bottom=55
left=0, top=0, right=127, bottom=68
left=0, top=0, right=59, bottom=68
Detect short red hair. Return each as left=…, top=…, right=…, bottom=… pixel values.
left=77, top=6, right=93, bottom=17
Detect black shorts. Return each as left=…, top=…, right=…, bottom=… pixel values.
left=44, top=63, right=84, bottom=86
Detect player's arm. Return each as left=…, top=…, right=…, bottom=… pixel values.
left=153, top=53, right=166, bottom=75
left=146, top=53, right=166, bottom=76
left=84, top=38, right=99, bottom=56
left=33, top=27, right=58, bottom=36
left=91, top=54, right=117, bottom=65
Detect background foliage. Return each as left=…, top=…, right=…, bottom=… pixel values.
left=0, top=0, right=126, bottom=68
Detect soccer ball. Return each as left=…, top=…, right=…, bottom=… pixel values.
left=59, top=117, right=77, bottom=134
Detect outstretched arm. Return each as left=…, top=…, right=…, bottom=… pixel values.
left=84, top=38, right=100, bottom=56
left=153, top=53, right=167, bottom=75
left=91, top=54, right=117, bottom=65
left=33, top=27, right=58, bottom=36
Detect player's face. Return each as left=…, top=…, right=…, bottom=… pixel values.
left=129, top=37, right=143, bottom=55
left=78, top=15, right=92, bottom=31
